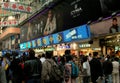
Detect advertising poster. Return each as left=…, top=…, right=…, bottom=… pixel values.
left=20, top=43, right=26, bottom=50
left=27, top=41, right=32, bottom=48
left=20, top=0, right=103, bottom=43
left=36, top=38, right=42, bottom=47
left=51, top=33, right=63, bottom=44
left=32, top=40, right=37, bottom=48
left=20, top=0, right=120, bottom=43
left=42, top=36, right=50, bottom=46
left=90, top=16, right=120, bottom=37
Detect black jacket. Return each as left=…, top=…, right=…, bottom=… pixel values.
left=24, top=59, right=42, bottom=79
left=90, top=58, right=103, bottom=77
left=103, top=60, right=113, bottom=76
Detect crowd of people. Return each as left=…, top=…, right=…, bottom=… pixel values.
left=0, top=49, right=120, bottom=83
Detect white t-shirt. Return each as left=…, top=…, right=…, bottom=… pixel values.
left=83, top=61, right=91, bottom=76
left=40, top=57, right=46, bottom=63
left=112, top=61, right=119, bottom=74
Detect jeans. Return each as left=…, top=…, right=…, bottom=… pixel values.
left=105, top=75, right=112, bottom=83
left=27, top=79, right=40, bottom=83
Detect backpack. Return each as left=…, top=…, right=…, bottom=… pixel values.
left=70, top=61, right=79, bottom=78
left=47, top=60, right=63, bottom=83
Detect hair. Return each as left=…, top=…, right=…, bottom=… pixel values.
left=112, top=17, right=117, bottom=21
left=93, top=52, right=98, bottom=57
left=42, top=53, right=45, bottom=57
left=29, top=49, right=35, bottom=59
left=114, top=57, right=119, bottom=61
left=65, top=55, right=72, bottom=62
left=48, top=10, right=54, bottom=21
left=65, top=50, right=71, bottom=55
left=82, top=56, right=88, bottom=62
left=116, top=50, right=119, bottom=54
left=45, top=51, right=53, bottom=59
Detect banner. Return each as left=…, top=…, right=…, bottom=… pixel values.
left=20, top=0, right=102, bottom=43
left=90, top=16, right=120, bottom=37
left=2, top=2, right=32, bottom=13
left=0, top=20, right=18, bottom=27
left=20, top=0, right=120, bottom=43
left=20, top=24, right=91, bottom=50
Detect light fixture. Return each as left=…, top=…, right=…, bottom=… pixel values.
left=97, top=17, right=103, bottom=22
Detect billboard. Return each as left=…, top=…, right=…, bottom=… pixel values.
left=20, top=24, right=91, bottom=50
left=90, top=16, right=120, bottom=37
left=20, top=0, right=102, bottom=42
left=20, top=0, right=120, bottom=43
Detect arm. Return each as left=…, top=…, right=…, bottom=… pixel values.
left=51, top=15, right=56, bottom=33
left=44, top=18, right=49, bottom=34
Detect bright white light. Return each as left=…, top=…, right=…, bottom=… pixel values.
left=8, top=16, right=15, bottom=20
left=10, top=0, right=15, bottom=2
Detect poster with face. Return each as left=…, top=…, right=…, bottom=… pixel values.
left=90, top=16, right=120, bottom=37
left=20, top=0, right=120, bottom=43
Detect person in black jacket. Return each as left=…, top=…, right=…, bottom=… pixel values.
left=90, top=52, right=103, bottom=83
left=103, top=55, right=113, bottom=83
left=24, top=48, right=42, bottom=83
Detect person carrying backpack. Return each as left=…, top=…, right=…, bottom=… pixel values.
left=64, top=53, right=79, bottom=83
left=41, top=51, right=63, bottom=83
left=69, top=56, right=79, bottom=83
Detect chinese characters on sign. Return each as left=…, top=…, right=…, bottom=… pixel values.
left=0, top=21, right=18, bottom=27
left=2, top=2, right=32, bottom=13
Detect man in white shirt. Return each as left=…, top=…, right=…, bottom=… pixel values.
left=82, top=56, right=91, bottom=83
left=40, top=54, right=46, bottom=63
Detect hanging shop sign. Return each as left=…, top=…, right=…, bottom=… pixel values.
left=0, top=20, right=18, bottom=27
left=0, top=10, right=15, bottom=17
left=1, top=2, right=32, bottom=14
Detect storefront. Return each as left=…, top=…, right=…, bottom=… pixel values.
left=99, top=34, right=120, bottom=55
left=20, top=24, right=91, bottom=56
left=78, top=41, right=101, bottom=56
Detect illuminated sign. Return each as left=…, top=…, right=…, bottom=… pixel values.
left=0, top=21, right=18, bottom=27
left=37, top=38, right=42, bottom=47
left=42, top=36, right=50, bottom=46
left=2, top=2, right=32, bottom=13
left=27, top=42, right=31, bottom=48
left=51, top=33, right=63, bottom=44
left=32, top=40, right=37, bottom=48
left=20, top=24, right=91, bottom=50
left=20, top=43, right=26, bottom=50
left=63, top=25, right=90, bottom=42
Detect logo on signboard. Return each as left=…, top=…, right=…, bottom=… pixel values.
left=71, top=0, right=83, bottom=18
left=66, top=29, right=77, bottom=39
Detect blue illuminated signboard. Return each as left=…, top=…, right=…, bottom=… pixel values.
left=42, top=36, right=50, bottom=46
left=76, top=25, right=90, bottom=39
left=63, top=30, right=72, bottom=42
left=52, top=33, right=63, bottom=44
left=20, top=24, right=90, bottom=50
left=37, top=38, right=42, bottom=47
left=32, top=40, right=37, bottom=48
left=27, top=42, right=31, bottom=48
left=63, top=25, right=90, bottom=42
left=20, top=43, right=26, bottom=50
